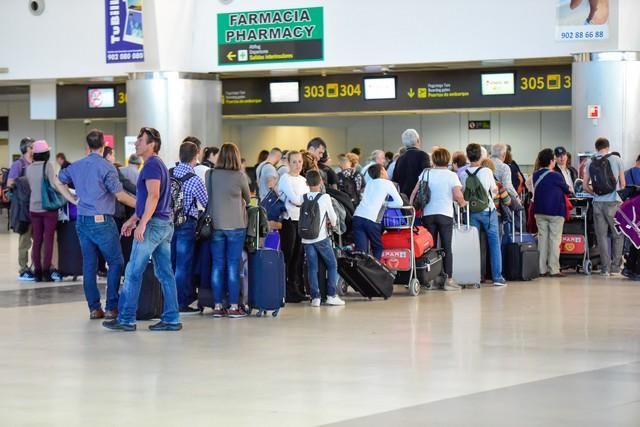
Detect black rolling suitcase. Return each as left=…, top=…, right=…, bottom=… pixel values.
left=337, top=251, right=394, bottom=299
left=137, top=261, right=164, bottom=320
left=503, top=212, right=540, bottom=281
left=57, top=220, right=83, bottom=279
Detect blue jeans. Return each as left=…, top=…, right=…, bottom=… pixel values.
left=171, top=218, right=197, bottom=308
left=76, top=215, right=124, bottom=311
left=470, top=210, right=504, bottom=282
left=304, top=238, right=338, bottom=299
left=118, top=219, right=180, bottom=325
left=210, top=228, right=246, bottom=306
left=352, top=216, right=384, bottom=259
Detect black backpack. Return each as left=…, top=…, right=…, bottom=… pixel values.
left=298, top=193, right=326, bottom=240
left=170, top=171, right=197, bottom=227
left=338, top=172, right=361, bottom=205
left=589, top=154, right=618, bottom=195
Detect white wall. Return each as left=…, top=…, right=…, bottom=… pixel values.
left=0, top=0, right=628, bottom=81
left=223, top=110, right=573, bottom=167
left=0, top=98, right=56, bottom=162
left=55, top=120, right=128, bottom=163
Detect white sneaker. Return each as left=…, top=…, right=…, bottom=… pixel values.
left=311, top=298, right=321, bottom=307
left=326, top=295, right=345, bottom=306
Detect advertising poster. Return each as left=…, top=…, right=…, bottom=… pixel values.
left=124, top=136, right=137, bottom=163
left=105, top=0, right=144, bottom=63
left=556, top=0, right=609, bottom=41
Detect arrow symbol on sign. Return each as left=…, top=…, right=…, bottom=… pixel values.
left=407, top=88, right=415, bottom=98
left=227, top=51, right=237, bottom=61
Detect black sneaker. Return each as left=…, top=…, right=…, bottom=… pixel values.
left=149, top=321, right=182, bottom=331
left=102, top=319, right=136, bottom=332
left=179, top=306, right=200, bottom=315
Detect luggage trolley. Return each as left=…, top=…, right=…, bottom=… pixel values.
left=560, top=196, right=599, bottom=275
left=380, top=206, right=421, bottom=296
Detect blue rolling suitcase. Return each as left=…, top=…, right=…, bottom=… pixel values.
left=248, top=249, right=285, bottom=317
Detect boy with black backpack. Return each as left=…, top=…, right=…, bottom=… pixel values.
left=584, top=137, right=626, bottom=276
left=299, top=170, right=345, bottom=307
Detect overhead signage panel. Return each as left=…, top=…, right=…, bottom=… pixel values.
left=57, top=85, right=127, bottom=119
left=218, top=7, right=324, bottom=65
left=222, top=66, right=572, bottom=116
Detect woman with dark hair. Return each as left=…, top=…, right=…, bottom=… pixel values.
left=201, top=146, right=219, bottom=169
left=532, top=148, right=571, bottom=277
left=25, top=140, right=76, bottom=281
left=411, top=148, right=466, bottom=290
left=207, top=143, right=251, bottom=318
left=255, top=150, right=269, bottom=168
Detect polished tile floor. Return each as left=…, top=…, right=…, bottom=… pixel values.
left=0, top=224, right=639, bottom=426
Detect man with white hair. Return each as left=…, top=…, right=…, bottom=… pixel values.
left=361, top=150, right=386, bottom=184
left=490, top=143, right=521, bottom=206
left=392, top=129, right=431, bottom=196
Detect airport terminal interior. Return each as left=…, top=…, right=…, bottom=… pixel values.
left=1, top=0, right=640, bottom=425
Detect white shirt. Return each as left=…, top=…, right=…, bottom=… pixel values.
left=194, top=164, right=210, bottom=182
left=301, top=192, right=338, bottom=244
left=278, top=173, right=309, bottom=221
left=460, top=166, right=497, bottom=212
left=421, top=168, right=462, bottom=218
left=558, top=166, right=574, bottom=193
left=354, top=178, right=404, bottom=222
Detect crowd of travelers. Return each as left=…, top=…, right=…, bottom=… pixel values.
left=3, top=126, right=639, bottom=332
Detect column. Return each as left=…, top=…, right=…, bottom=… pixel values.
left=572, top=52, right=640, bottom=169
left=126, top=72, right=222, bottom=164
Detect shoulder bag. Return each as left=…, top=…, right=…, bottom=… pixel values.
left=196, top=169, right=214, bottom=241
left=41, top=161, right=67, bottom=211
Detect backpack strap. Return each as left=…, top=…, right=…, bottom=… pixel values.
left=533, top=170, right=552, bottom=193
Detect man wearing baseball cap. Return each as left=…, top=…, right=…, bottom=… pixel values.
left=554, top=146, right=577, bottom=194
left=7, top=137, right=35, bottom=281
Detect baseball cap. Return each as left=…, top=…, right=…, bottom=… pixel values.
left=32, top=140, right=50, bottom=154
left=554, top=146, right=567, bottom=157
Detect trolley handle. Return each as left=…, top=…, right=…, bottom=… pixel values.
left=455, top=203, right=470, bottom=230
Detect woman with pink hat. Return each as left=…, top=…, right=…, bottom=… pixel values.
left=25, top=140, right=76, bottom=282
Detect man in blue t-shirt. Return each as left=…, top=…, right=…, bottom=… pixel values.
left=103, top=127, right=182, bottom=332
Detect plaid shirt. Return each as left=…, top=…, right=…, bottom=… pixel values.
left=172, top=163, right=208, bottom=220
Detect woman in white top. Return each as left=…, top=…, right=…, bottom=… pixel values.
left=277, top=151, right=310, bottom=302
left=352, top=164, right=403, bottom=259
left=410, top=148, right=467, bottom=290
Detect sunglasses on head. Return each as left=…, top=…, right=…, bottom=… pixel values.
left=138, top=127, right=160, bottom=140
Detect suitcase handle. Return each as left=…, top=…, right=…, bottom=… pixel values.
left=511, top=208, right=524, bottom=242
left=455, top=203, right=470, bottom=230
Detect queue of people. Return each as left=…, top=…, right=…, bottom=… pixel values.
left=5, top=125, right=640, bottom=333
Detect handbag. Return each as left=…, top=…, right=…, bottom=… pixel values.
left=41, top=162, right=66, bottom=211
left=260, top=189, right=286, bottom=221
left=196, top=169, right=214, bottom=241
left=564, top=194, right=573, bottom=221
left=412, top=169, right=431, bottom=211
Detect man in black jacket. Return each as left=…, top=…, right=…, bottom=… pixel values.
left=391, top=129, right=431, bottom=196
